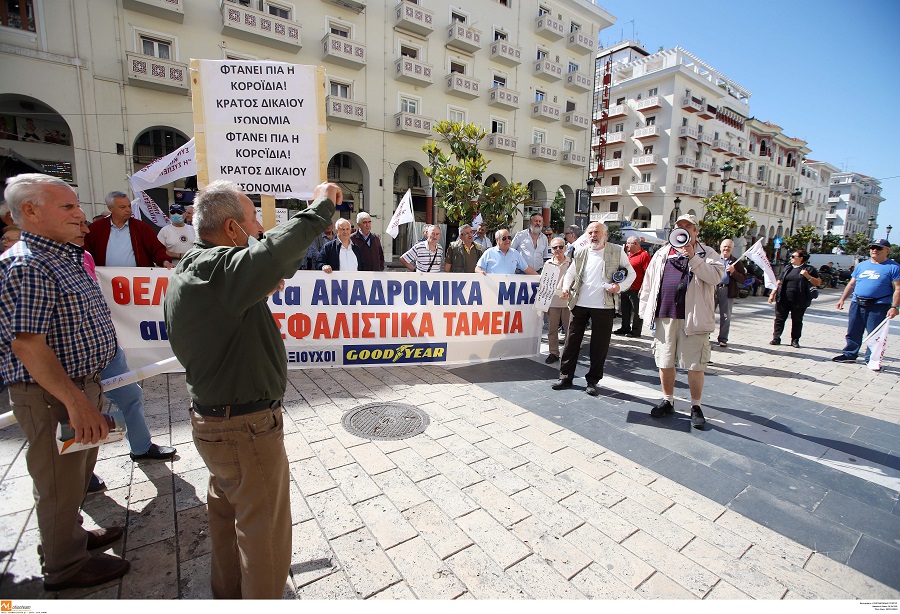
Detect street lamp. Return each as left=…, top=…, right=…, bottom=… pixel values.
left=720, top=161, right=734, bottom=194
left=673, top=196, right=681, bottom=226
left=887, top=225, right=893, bottom=242
left=789, top=189, right=802, bottom=237
left=586, top=176, right=596, bottom=192
left=868, top=215, right=876, bottom=239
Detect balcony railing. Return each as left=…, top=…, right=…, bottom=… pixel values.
left=446, top=73, right=480, bottom=99
left=734, top=147, right=749, bottom=160
left=322, top=34, right=366, bottom=68
left=446, top=22, right=482, bottom=53
left=485, top=133, right=517, bottom=154
left=595, top=185, right=622, bottom=197
left=394, top=111, right=433, bottom=137
left=487, top=86, right=520, bottom=109
left=633, top=125, right=660, bottom=139
left=394, top=1, right=434, bottom=36
left=564, top=71, right=591, bottom=92
left=632, top=154, right=658, bottom=166
left=674, top=184, right=692, bottom=195
left=605, top=131, right=626, bottom=144
left=531, top=101, right=561, bottom=122
left=698, top=132, right=713, bottom=146
left=736, top=194, right=748, bottom=206
left=604, top=159, right=625, bottom=170
left=123, top=0, right=183, bottom=22
left=561, top=151, right=587, bottom=166
left=709, top=165, right=722, bottom=177
left=605, top=104, right=627, bottom=119
left=695, top=187, right=709, bottom=198
left=681, top=97, right=703, bottom=113
left=533, top=58, right=563, bottom=82
left=395, top=57, right=434, bottom=86
left=695, top=160, right=712, bottom=173
left=325, top=97, right=366, bottom=125
left=489, top=40, right=522, bottom=66
left=629, top=182, right=656, bottom=194
left=220, top=2, right=301, bottom=52
left=712, top=139, right=731, bottom=153
left=698, top=105, right=716, bottom=120
left=529, top=143, right=559, bottom=162
left=126, top=52, right=189, bottom=94
left=675, top=156, right=696, bottom=169
left=679, top=126, right=698, bottom=140
left=535, top=14, right=565, bottom=40
left=563, top=111, right=590, bottom=131
left=567, top=30, right=594, bottom=54
left=635, top=96, right=661, bottom=111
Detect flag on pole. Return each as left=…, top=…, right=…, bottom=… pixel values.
left=386, top=189, right=415, bottom=239
left=131, top=191, right=170, bottom=227
left=128, top=138, right=197, bottom=193
left=472, top=213, right=483, bottom=228
left=862, top=317, right=891, bottom=372
left=742, top=237, right=778, bottom=290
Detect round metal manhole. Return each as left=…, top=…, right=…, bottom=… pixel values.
left=342, top=403, right=430, bottom=441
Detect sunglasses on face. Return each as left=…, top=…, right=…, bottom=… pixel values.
left=500, top=236, right=512, bottom=241
left=871, top=246, right=885, bottom=251
left=551, top=245, right=565, bottom=250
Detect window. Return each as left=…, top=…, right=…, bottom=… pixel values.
left=679, top=147, right=685, bottom=155
left=692, top=177, right=699, bottom=188
left=1, top=0, right=35, bottom=31
left=498, top=0, right=510, bottom=6
left=225, top=49, right=258, bottom=61
left=563, top=138, right=575, bottom=151
left=450, top=60, right=466, bottom=74
left=536, top=48, right=548, bottom=60
left=266, top=2, right=290, bottom=19
left=330, top=81, right=351, bottom=99
left=532, top=129, right=546, bottom=144
left=612, top=150, right=622, bottom=159
left=535, top=89, right=545, bottom=102
left=611, top=176, right=620, bottom=186
left=493, top=74, right=506, bottom=88
left=491, top=118, right=506, bottom=134
left=565, top=100, right=576, bottom=112
left=610, top=202, right=618, bottom=212
left=538, top=5, right=550, bottom=16
left=754, top=193, right=761, bottom=207
left=676, top=173, right=683, bottom=183
left=645, top=116, right=656, bottom=126
left=648, top=87, right=657, bottom=96
left=494, top=29, right=507, bottom=41
left=400, top=44, right=418, bottom=59
left=451, top=10, right=467, bottom=23
left=614, top=122, right=623, bottom=133
left=141, top=36, right=172, bottom=59
left=697, top=124, right=703, bottom=134
left=448, top=107, right=467, bottom=123
left=568, top=62, right=579, bottom=74
left=684, top=88, right=691, bottom=98
left=570, top=21, right=581, bottom=33
left=330, top=22, right=350, bottom=37
left=400, top=96, right=419, bottom=114
left=641, top=172, right=651, bottom=183
left=643, top=145, right=653, bottom=155
left=682, top=117, right=688, bottom=127
left=616, top=97, right=625, bottom=104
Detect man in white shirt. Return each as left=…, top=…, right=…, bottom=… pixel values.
left=511, top=213, right=549, bottom=273
left=552, top=222, right=635, bottom=396
left=474, top=223, right=493, bottom=250
left=157, top=204, right=196, bottom=264
left=318, top=218, right=361, bottom=273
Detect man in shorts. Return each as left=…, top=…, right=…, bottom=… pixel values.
left=638, top=214, right=724, bottom=429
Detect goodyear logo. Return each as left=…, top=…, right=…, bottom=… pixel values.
left=344, top=343, right=447, bottom=364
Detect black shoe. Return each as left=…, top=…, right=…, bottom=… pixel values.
left=612, top=328, right=630, bottom=336
left=718, top=341, right=727, bottom=348
left=626, top=333, right=641, bottom=338
left=691, top=406, right=706, bottom=429
left=832, top=354, right=856, bottom=362
left=544, top=354, right=559, bottom=364
left=86, top=526, right=124, bottom=550
left=87, top=473, right=106, bottom=493
left=791, top=340, right=800, bottom=348
left=130, top=443, right=177, bottom=461
left=585, top=384, right=601, bottom=397
left=650, top=399, right=675, bottom=417
left=770, top=338, right=781, bottom=345
left=44, top=553, right=130, bottom=591
left=551, top=378, right=573, bottom=390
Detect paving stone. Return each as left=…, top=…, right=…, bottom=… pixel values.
left=813, top=490, right=900, bottom=547
left=387, top=447, right=439, bottom=483
left=474, top=438, right=530, bottom=470
left=127, top=475, right=173, bottom=504
left=290, top=456, right=337, bottom=497
left=288, top=478, right=314, bottom=524
left=715, top=509, right=813, bottom=567
left=2, top=528, right=42, bottom=587
left=330, top=462, right=382, bottom=505
left=120, top=537, right=178, bottom=599
left=661, top=503, right=751, bottom=557
left=636, top=570, right=699, bottom=599
left=354, top=495, right=418, bottom=550
left=510, top=515, right=591, bottom=580
left=370, top=468, right=428, bottom=512
left=847, top=534, right=900, bottom=590
left=290, top=518, right=338, bottom=589
left=568, top=563, right=642, bottom=599
left=403, top=433, right=449, bottom=460
left=551, top=445, right=615, bottom=479
left=403, top=501, right=473, bottom=559
left=443, top=544, right=528, bottom=599
left=176, top=504, right=210, bottom=562
left=703, top=579, right=752, bottom=599
left=329, top=528, right=401, bottom=598
left=469, top=457, right=530, bottom=496
left=455, top=508, right=531, bottom=570
left=369, top=581, right=416, bottom=599
left=680, top=536, right=787, bottom=599
left=560, top=492, right=637, bottom=543
left=173, top=466, right=208, bottom=512
left=310, top=437, right=356, bottom=471
left=565, top=523, right=654, bottom=589
left=384, top=536, right=466, bottom=599
left=346, top=442, right=396, bottom=476
left=511, top=486, right=585, bottom=536
left=513, top=462, right=576, bottom=501
left=504, top=553, right=585, bottom=599
left=621, top=531, right=719, bottom=598
left=648, top=475, right=727, bottom=521
left=804, top=552, right=900, bottom=599
left=463, top=480, right=530, bottom=528
left=295, top=570, right=358, bottom=599
left=602, top=471, right=675, bottom=514
left=740, top=544, right=853, bottom=599
left=306, top=487, right=363, bottom=539
left=556, top=467, right=626, bottom=507
left=442, top=419, right=491, bottom=445
left=295, top=416, right=333, bottom=444
left=283, top=431, right=315, bottom=462
left=126, top=493, right=175, bottom=550
left=611, top=498, right=694, bottom=550
left=433, top=432, right=489, bottom=464
left=416, top=474, right=479, bottom=518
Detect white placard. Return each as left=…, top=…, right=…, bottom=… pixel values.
left=255, top=207, right=290, bottom=226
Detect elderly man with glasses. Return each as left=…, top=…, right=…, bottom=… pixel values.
left=832, top=239, right=900, bottom=365
left=475, top=229, right=539, bottom=275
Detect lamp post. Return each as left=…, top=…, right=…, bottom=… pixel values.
left=671, top=196, right=681, bottom=230
left=720, top=160, right=734, bottom=194
left=868, top=215, right=876, bottom=240
left=788, top=188, right=802, bottom=237
left=586, top=176, right=596, bottom=193
left=887, top=225, right=893, bottom=242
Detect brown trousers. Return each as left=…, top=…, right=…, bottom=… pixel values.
left=9, top=378, right=101, bottom=584
left=191, top=405, right=291, bottom=599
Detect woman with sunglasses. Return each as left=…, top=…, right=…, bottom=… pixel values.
left=537, top=236, right=571, bottom=363
left=768, top=248, right=821, bottom=347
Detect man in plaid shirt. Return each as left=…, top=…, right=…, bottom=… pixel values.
left=0, top=174, right=130, bottom=591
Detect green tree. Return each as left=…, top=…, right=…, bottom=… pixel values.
left=889, top=242, right=900, bottom=262
left=697, top=192, right=751, bottom=246
left=549, top=189, right=566, bottom=232
left=423, top=120, right=530, bottom=233
left=785, top=224, right=819, bottom=251
left=820, top=232, right=841, bottom=255
left=607, top=222, right=623, bottom=244
left=843, top=232, right=871, bottom=257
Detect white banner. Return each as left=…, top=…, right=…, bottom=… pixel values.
left=128, top=139, right=197, bottom=193
left=131, top=191, right=170, bottom=227
left=743, top=237, right=778, bottom=290
left=862, top=317, right=891, bottom=372
left=533, top=265, right=562, bottom=313
left=386, top=189, right=415, bottom=239
left=94, top=269, right=542, bottom=369
left=196, top=60, right=322, bottom=198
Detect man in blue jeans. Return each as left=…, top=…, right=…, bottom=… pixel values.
left=832, top=239, right=900, bottom=366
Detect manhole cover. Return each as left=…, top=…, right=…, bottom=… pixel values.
left=342, top=403, right=430, bottom=441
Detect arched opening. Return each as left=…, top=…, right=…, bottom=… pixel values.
left=630, top=206, right=652, bottom=229
left=0, top=95, right=75, bottom=184
left=524, top=179, right=548, bottom=230
left=327, top=152, right=369, bottom=222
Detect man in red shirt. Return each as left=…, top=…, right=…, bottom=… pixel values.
left=614, top=236, right=652, bottom=338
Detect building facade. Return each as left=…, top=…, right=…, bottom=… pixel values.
left=798, top=158, right=839, bottom=243
left=827, top=172, right=884, bottom=239
left=0, top=0, right=614, bottom=257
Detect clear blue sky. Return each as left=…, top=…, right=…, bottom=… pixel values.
left=596, top=0, right=900, bottom=242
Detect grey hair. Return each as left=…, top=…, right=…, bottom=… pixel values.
left=494, top=228, right=509, bottom=242
left=194, top=180, right=246, bottom=240
left=105, top=191, right=128, bottom=209
left=565, top=224, right=580, bottom=236
left=334, top=218, right=351, bottom=230
left=459, top=224, right=472, bottom=233
left=4, top=173, right=73, bottom=226
left=356, top=211, right=371, bottom=223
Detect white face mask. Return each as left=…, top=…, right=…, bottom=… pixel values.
left=234, top=222, right=259, bottom=248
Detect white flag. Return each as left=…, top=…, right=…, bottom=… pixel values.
left=742, top=237, right=778, bottom=290
left=128, top=138, right=196, bottom=193
left=472, top=213, right=483, bottom=228
left=132, top=191, right=170, bottom=227
left=386, top=189, right=415, bottom=239
left=862, top=317, right=890, bottom=372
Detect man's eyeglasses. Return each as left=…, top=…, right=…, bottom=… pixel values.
left=500, top=236, right=512, bottom=241
left=790, top=254, right=801, bottom=259
left=551, top=245, right=565, bottom=250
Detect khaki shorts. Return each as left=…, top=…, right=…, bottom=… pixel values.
left=651, top=317, right=711, bottom=371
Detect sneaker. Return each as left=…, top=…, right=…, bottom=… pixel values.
left=650, top=399, right=675, bottom=418
left=544, top=354, right=559, bottom=364
left=87, top=473, right=106, bottom=493
left=691, top=406, right=706, bottom=429
left=769, top=338, right=781, bottom=345
left=791, top=340, right=800, bottom=348
left=832, top=354, right=856, bottom=362
left=585, top=384, right=601, bottom=397
left=718, top=341, right=727, bottom=348
left=551, top=378, right=573, bottom=390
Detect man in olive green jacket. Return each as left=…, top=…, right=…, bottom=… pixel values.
left=164, top=180, right=338, bottom=599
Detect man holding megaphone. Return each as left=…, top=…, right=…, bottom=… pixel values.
left=639, top=214, right=725, bottom=429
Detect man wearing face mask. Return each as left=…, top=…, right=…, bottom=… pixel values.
left=157, top=204, right=196, bottom=264
left=164, top=180, right=338, bottom=599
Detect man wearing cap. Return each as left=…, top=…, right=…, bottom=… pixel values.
left=157, top=204, right=196, bottom=264
left=350, top=211, right=384, bottom=271
left=639, top=214, right=724, bottom=429
left=832, top=239, right=900, bottom=365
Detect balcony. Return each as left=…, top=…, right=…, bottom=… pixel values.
left=712, top=139, right=731, bottom=153
left=709, top=165, right=722, bottom=177
left=674, top=184, right=692, bottom=195
left=595, top=185, right=622, bottom=197
left=606, top=104, right=627, bottom=119
left=674, top=155, right=696, bottom=169
left=731, top=172, right=748, bottom=184
left=678, top=126, right=698, bottom=140
left=635, top=96, right=661, bottom=112
left=605, top=131, right=626, bottom=144
left=567, top=30, right=594, bottom=54
left=695, top=160, right=712, bottom=173
left=446, top=22, right=482, bottom=53
left=533, top=58, right=563, bottom=82
left=394, top=1, right=434, bottom=36
left=489, top=40, right=522, bottom=66
left=322, top=34, right=366, bottom=69
left=695, top=187, right=709, bottom=198
left=220, top=2, right=301, bottom=52
left=634, top=125, right=660, bottom=140
left=561, top=151, right=587, bottom=167
left=325, top=97, right=366, bottom=125
left=535, top=14, right=565, bottom=40
left=126, top=52, right=189, bottom=95
left=445, top=73, right=480, bottom=99
left=825, top=212, right=837, bottom=220
left=486, top=86, right=520, bottom=110
left=123, top=0, right=183, bottom=22
left=629, top=182, right=656, bottom=194
left=395, top=57, right=434, bottom=87
left=698, top=132, right=713, bottom=146
left=564, top=71, right=592, bottom=92
left=603, top=159, right=625, bottom=171
left=735, top=147, right=749, bottom=160
left=563, top=111, right=590, bottom=131
left=531, top=101, right=561, bottom=122
left=698, top=104, right=716, bottom=120
left=394, top=111, right=433, bottom=137
left=593, top=212, right=621, bottom=222
left=485, top=133, right=517, bottom=154
left=323, top=0, right=365, bottom=9
left=681, top=97, right=703, bottom=113
left=529, top=143, right=559, bottom=162
left=723, top=146, right=738, bottom=158
left=632, top=154, right=658, bottom=166
left=736, top=194, right=748, bottom=206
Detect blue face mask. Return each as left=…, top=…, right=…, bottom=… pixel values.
left=170, top=214, right=184, bottom=225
